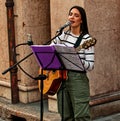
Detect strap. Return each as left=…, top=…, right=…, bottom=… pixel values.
left=74, top=33, right=84, bottom=48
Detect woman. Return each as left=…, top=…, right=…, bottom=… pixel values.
left=51, top=6, right=95, bottom=121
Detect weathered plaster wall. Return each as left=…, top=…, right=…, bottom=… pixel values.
left=0, top=0, right=51, bottom=103
left=50, top=0, right=84, bottom=36
left=15, top=0, right=50, bottom=103
left=0, top=1, right=11, bottom=99
left=85, top=0, right=120, bottom=97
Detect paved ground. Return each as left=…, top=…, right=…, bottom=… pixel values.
left=93, top=113, right=120, bottom=121
left=0, top=97, right=120, bottom=121
left=0, top=113, right=120, bottom=121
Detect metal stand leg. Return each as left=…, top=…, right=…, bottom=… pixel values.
left=35, top=70, right=47, bottom=121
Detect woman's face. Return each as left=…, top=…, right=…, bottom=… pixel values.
left=68, top=8, right=82, bottom=29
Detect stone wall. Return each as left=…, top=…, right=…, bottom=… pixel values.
left=85, top=0, right=120, bottom=117
left=0, top=0, right=50, bottom=103
left=85, top=0, right=120, bottom=97
left=0, top=0, right=11, bottom=100
left=14, top=0, right=51, bottom=103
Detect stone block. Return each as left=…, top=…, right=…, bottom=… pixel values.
left=48, top=95, right=58, bottom=112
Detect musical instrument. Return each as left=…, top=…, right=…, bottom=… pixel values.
left=38, top=38, right=97, bottom=95
left=38, top=69, right=67, bottom=95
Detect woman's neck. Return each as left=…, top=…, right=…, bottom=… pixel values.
left=70, top=27, right=81, bottom=36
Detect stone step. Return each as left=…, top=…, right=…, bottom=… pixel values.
left=0, top=98, right=60, bottom=121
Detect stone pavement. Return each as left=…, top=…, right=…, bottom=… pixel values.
left=0, top=97, right=120, bottom=121
left=0, top=97, right=60, bottom=121
left=93, top=113, right=120, bottom=121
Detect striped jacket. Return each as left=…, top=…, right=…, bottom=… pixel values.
left=51, top=31, right=95, bottom=71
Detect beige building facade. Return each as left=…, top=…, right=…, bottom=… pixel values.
left=0, top=0, right=120, bottom=118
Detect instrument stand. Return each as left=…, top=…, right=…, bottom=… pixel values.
left=2, top=31, right=63, bottom=121
left=61, top=69, right=65, bottom=121
left=31, top=44, right=85, bottom=121
left=2, top=29, right=93, bottom=120
left=34, top=70, right=47, bottom=121
left=2, top=54, right=47, bottom=121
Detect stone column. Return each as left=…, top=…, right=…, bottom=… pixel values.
left=15, top=0, right=51, bottom=103
left=0, top=0, right=51, bottom=103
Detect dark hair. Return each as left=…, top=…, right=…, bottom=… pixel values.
left=69, top=6, right=89, bottom=34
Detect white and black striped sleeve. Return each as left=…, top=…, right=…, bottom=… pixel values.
left=79, top=35, right=95, bottom=71
left=82, top=46, right=94, bottom=71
